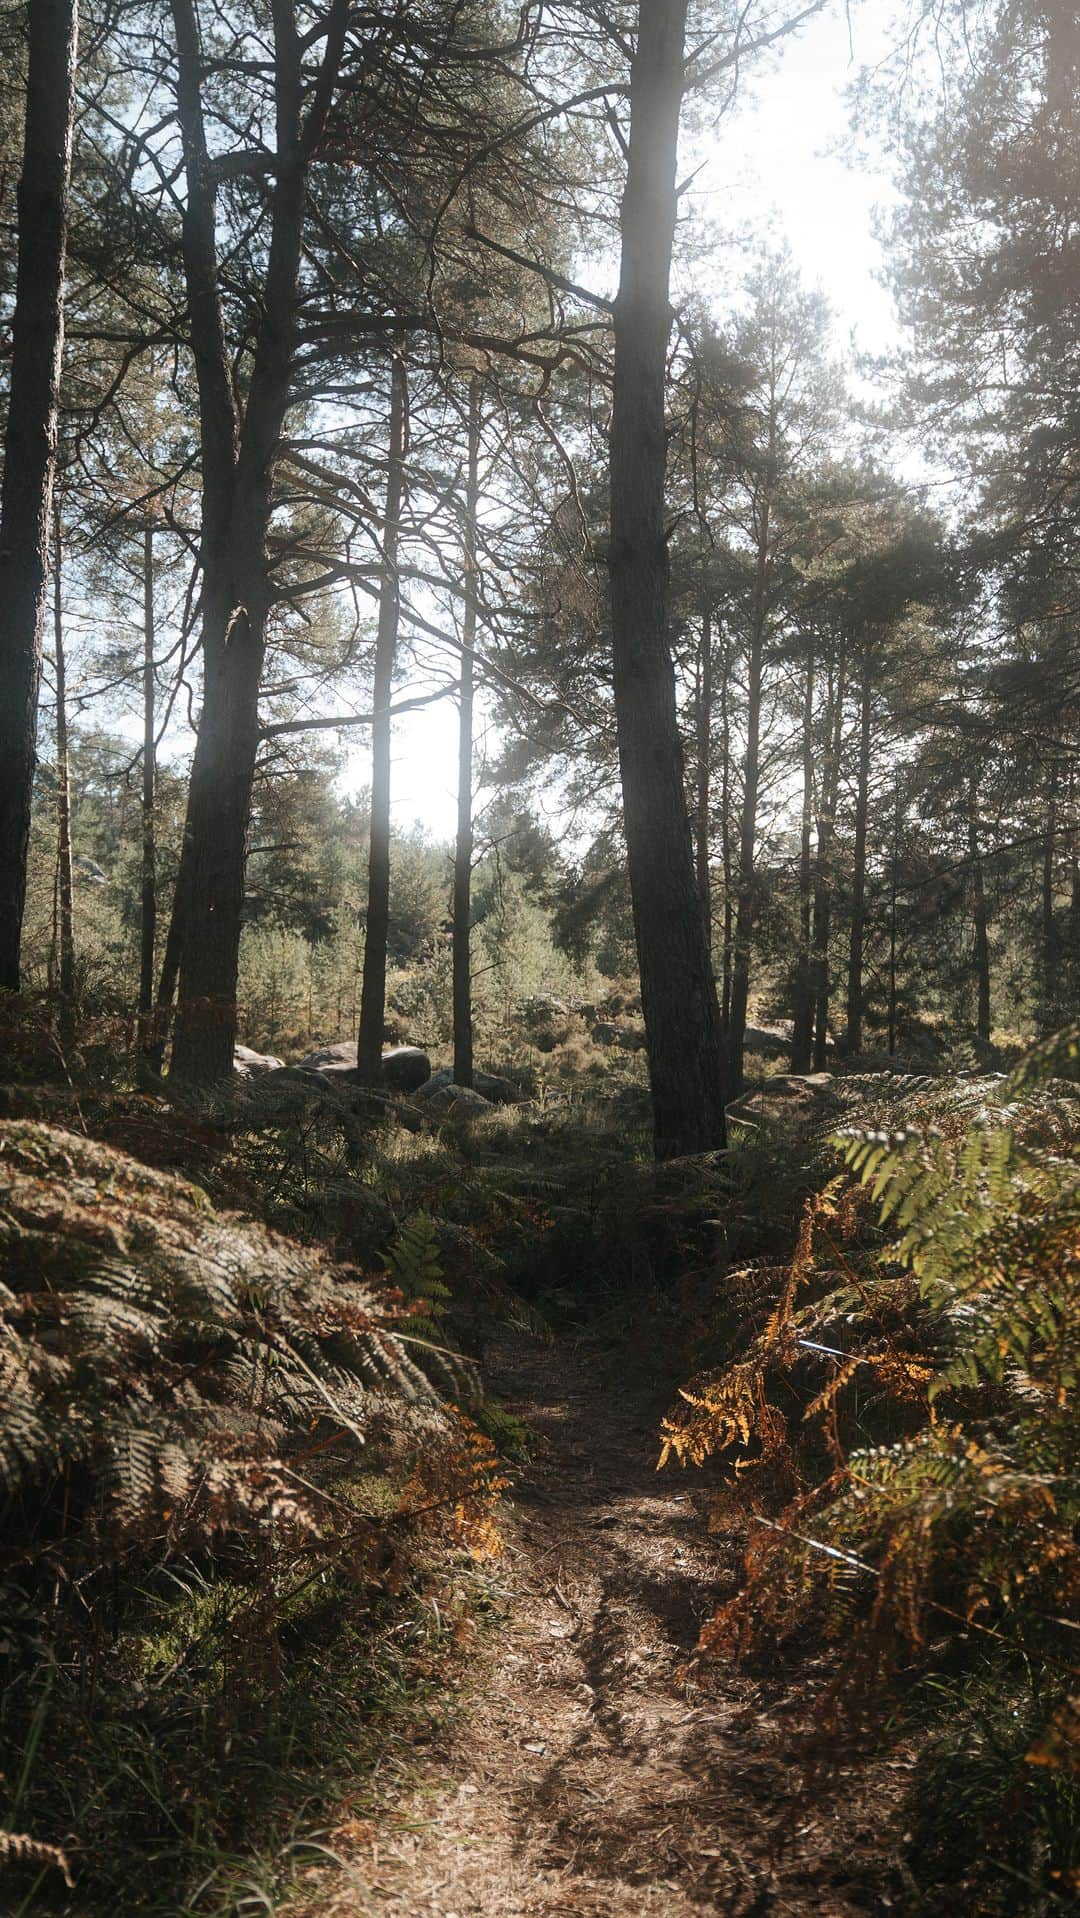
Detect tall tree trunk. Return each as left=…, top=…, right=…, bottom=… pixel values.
left=1068, top=765, right=1080, bottom=1006
left=790, top=649, right=815, bottom=1071
left=357, top=347, right=407, bottom=1081
left=844, top=637, right=873, bottom=1055
left=143, top=824, right=190, bottom=1070
left=812, top=636, right=847, bottom=1071
left=718, top=621, right=733, bottom=1027
left=1041, top=765, right=1058, bottom=1027
left=139, top=525, right=157, bottom=1026
left=169, top=0, right=310, bottom=1084
left=453, top=376, right=482, bottom=1090
left=51, top=509, right=76, bottom=1047
left=968, top=779, right=991, bottom=1044
left=0, top=0, right=78, bottom=992
left=695, top=604, right=713, bottom=948
left=608, top=0, right=726, bottom=1157
left=728, top=500, right=770, bottom=1089
left=887, top=776, right=900, bottom=1057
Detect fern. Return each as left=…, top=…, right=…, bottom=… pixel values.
left=0, top=1828, right=74, bottom=1890
left=383, top=1209, right=450, bottom=1316
left=0, top=1121, right=447, bottom=1564
left=668, top=1031, right=1080, bottom=1885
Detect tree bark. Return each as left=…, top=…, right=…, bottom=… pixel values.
left=169, top=0, right=315, bottom=1084
left=718, top=620, right=733, bottom=1028
left=812, top=635, right=847, bottom=1071
left=790, top=648, right=815, bottom=1071
left=844, top=636, right=873, bottom=1055
left=887, top=775, right=900, bottom=1057
left=608, top=0, right=727, bottom=1157
left=144, top=827, right=190, bottom=1070
left=51, top=509, right=76, bottom=1047
left=139, top=525, right=157, bottom=1025
left=357, top=347, right=407, bottom=1081
left=453, top=376, right=482, bottom=1090
left=695, top=604, right=713, bottom=948
left=1041, top=765, right=1058, bottom=1026
left=728, top=497, right=770, bottom=1089
left=0, top=0, right=78, bottom=992
left=968, top=779, right=991, bottom=1044
left=1068, top=765, right=1079, bottom=1006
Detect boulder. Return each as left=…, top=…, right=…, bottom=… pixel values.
left=233, top=1043, right=285, bottom=1078
left=295, top=1040, right=431, bottom=1092
left=415, top=1066, right=520, bottom=1105
left=298, top=1040, right=359, bottom=1075
left=380, top=1045, right=432, bottom=1092
left=475, top=1070, right=522, bottom=1106
left=421, top=1084, right=492, bottom=1121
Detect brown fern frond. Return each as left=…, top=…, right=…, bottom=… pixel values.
left=0, top=1121, right=460, bottom=1571
left=0, top=1828, right=74, bottom=1888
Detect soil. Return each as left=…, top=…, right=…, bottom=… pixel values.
left=299, top=1330, right=911, bottom=1917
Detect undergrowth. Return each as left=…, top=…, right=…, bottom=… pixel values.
left=0, top=1033, right=514, bottom=1914
left=9, top=991, right=1078, bottom=1913
left=661, top=1030, right=1080, bottom=1913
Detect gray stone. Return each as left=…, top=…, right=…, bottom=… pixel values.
left=415, top=1066, right=520, bottom=1105
left=414, top=1066, right=455, bottom=1096
left=233, top=1043, right=285, bottom=1078
left=295, top=1040, right=430, bottom=1092
left=473, top=1070, right=520, bottom=1105
left=298, top=1040, right=359, bottom=1073
left=380, top=1045, right=432, bottom=1091
left=421, top=1084, right=492, bottom=1121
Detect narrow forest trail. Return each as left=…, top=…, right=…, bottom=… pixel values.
left=303, top=1332, right=907, bottom=1918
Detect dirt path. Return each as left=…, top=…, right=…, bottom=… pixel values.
left=305, top=1332, right=905, bottom=1917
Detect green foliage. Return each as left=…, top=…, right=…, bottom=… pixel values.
left=382, top=1209, right=452, bottom=1347
left=383, top=1207, right=445, bottom=1301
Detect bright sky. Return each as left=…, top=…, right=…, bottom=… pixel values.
left=373, top=2, right=904, bottom=844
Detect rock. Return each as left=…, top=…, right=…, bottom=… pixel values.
left=380, top=1045, right=432, bottom=1092
left=298, top=1040, right=359, bottom=1073
left=296, top=1040, right=431, bottom=1092
left=233, top=1043, right=285, bottom=1078
left=415, top=1066, right=520, bottom=1105
left=743, top=1021, right=795, bottom=1061
left=590, top=1020, right=647, bottom=1051
left=518, top=994, right=569, bottom=1026
left=414, top=1066, right=454, bottom=1096
left=474, top=1071, right=521, bottom=1106
left=421, top=1084, right=492, bottom=1121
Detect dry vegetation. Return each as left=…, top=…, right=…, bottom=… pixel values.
left=1, top=1002, right=1077, bottom=1914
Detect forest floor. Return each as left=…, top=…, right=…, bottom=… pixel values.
left=287, top=1328, right=912, bottom=1918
